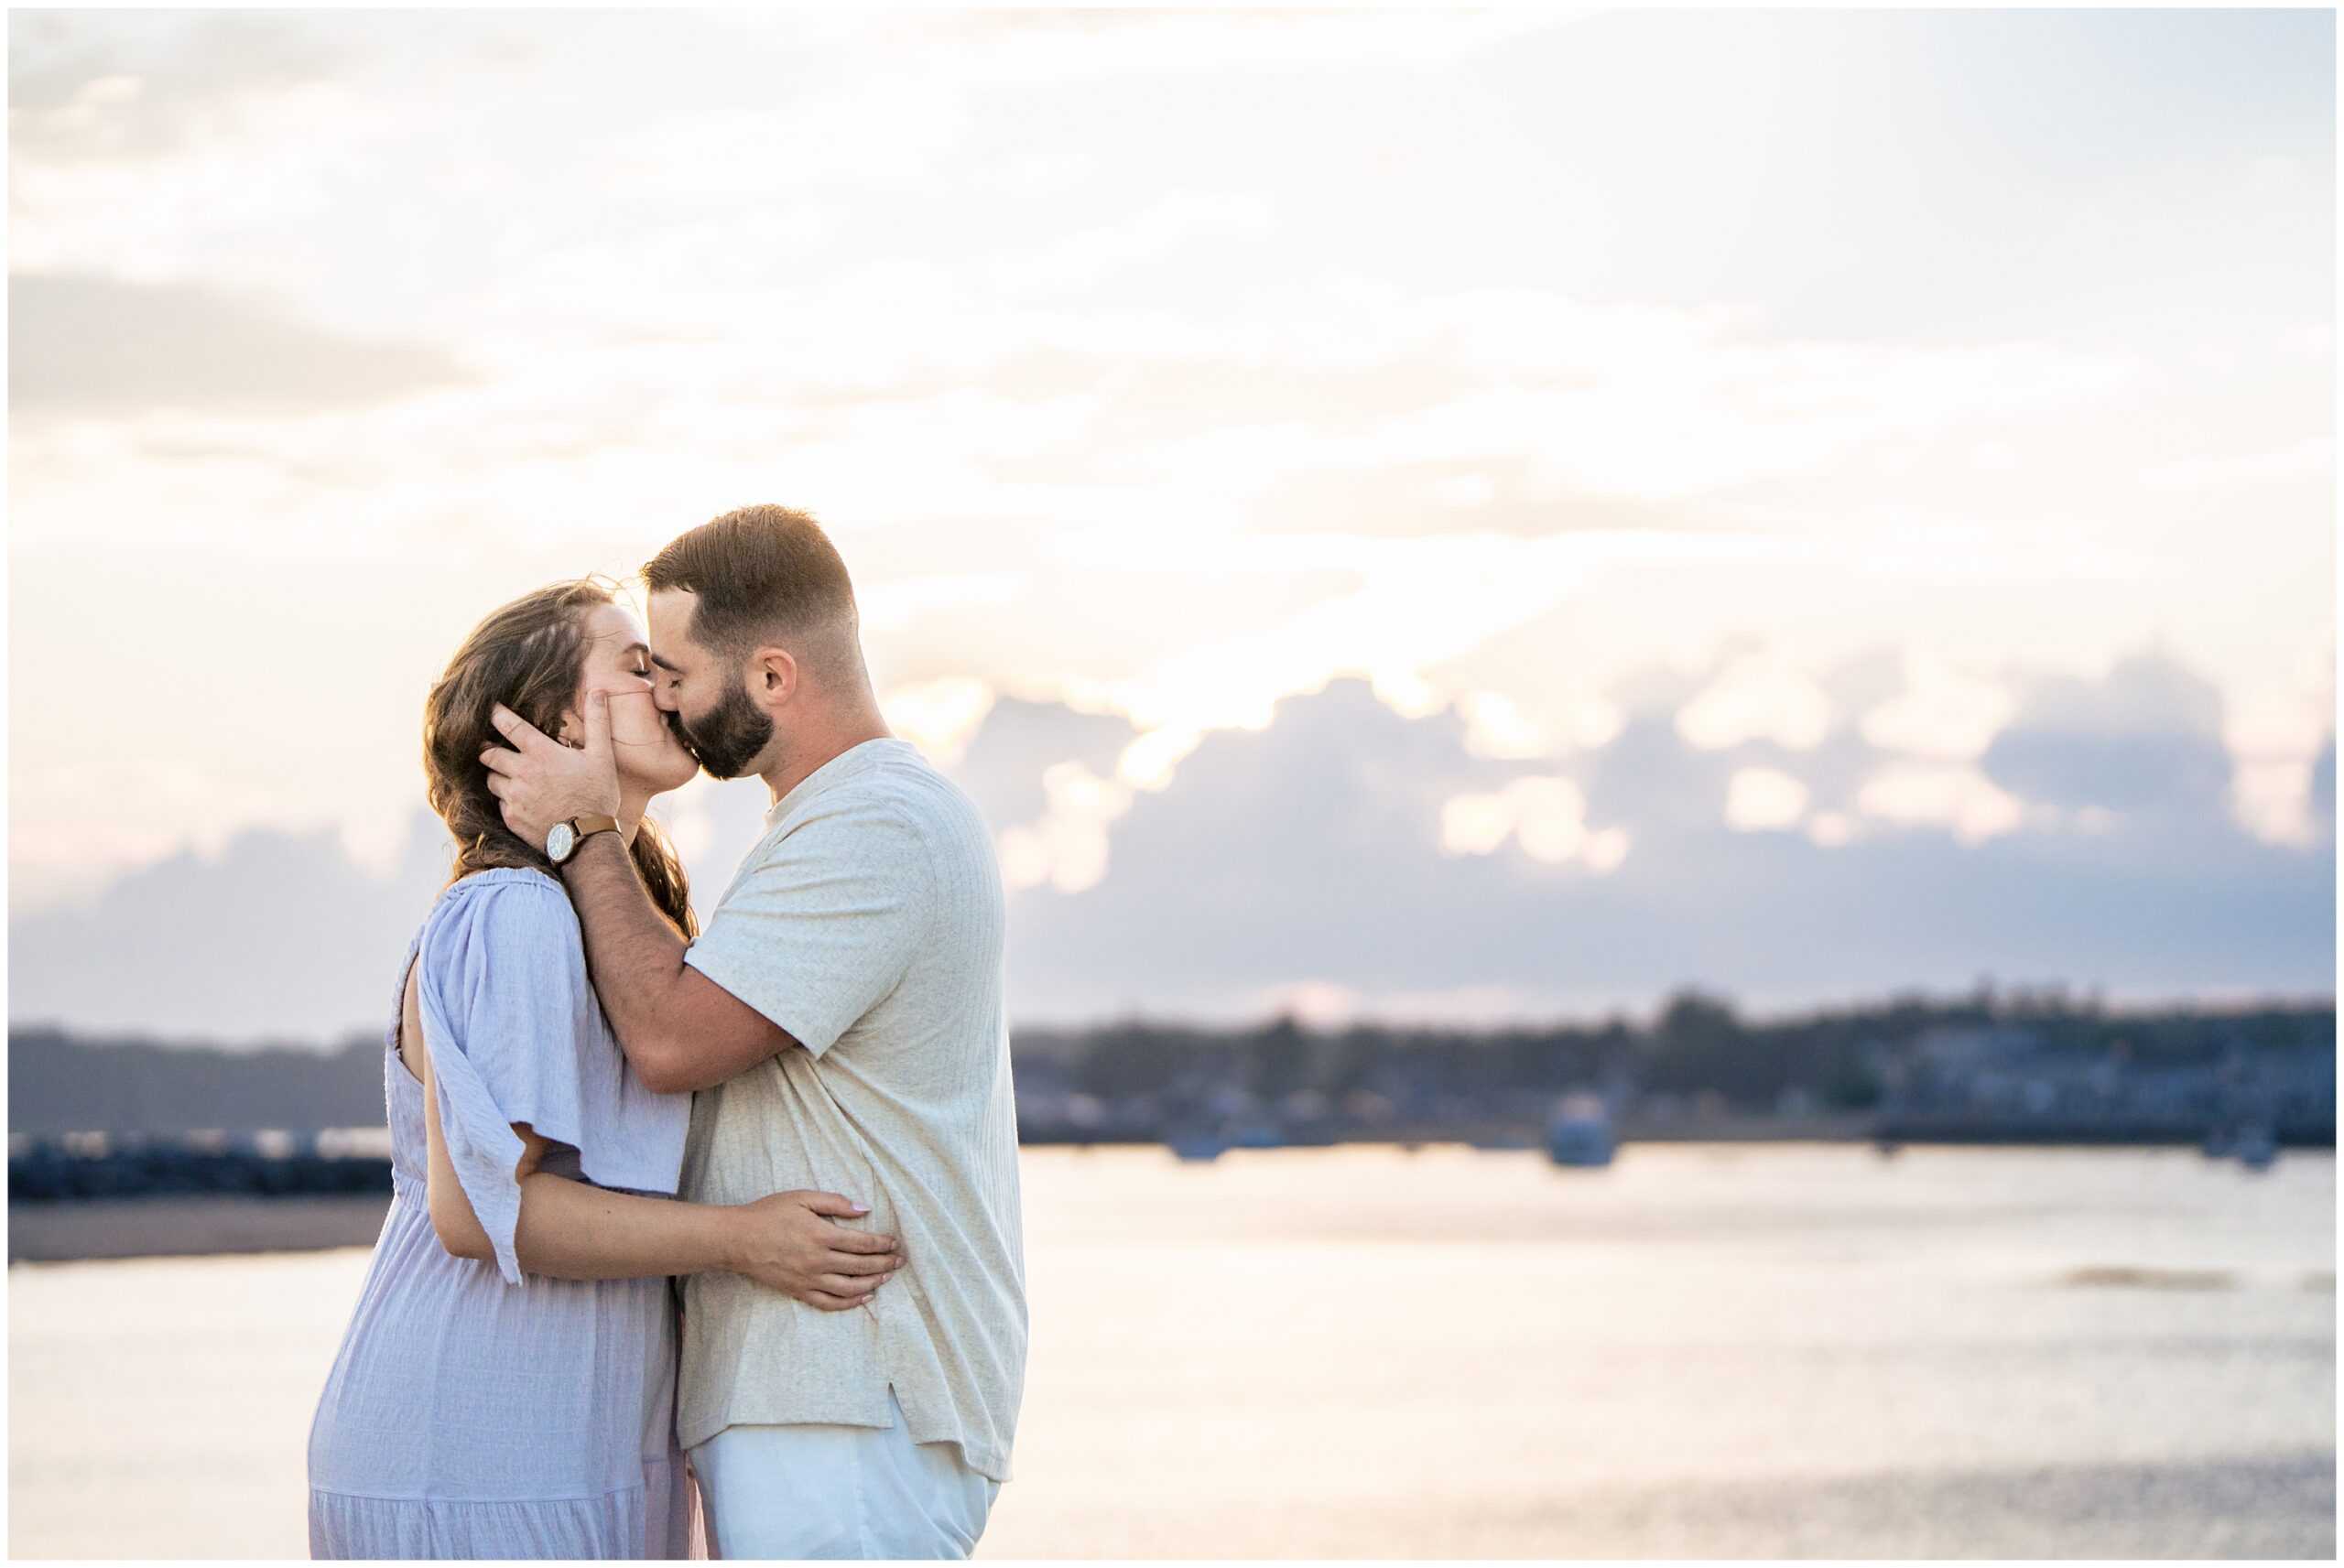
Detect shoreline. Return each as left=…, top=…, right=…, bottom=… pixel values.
left=8, top=1195, right=390, bottom=1263
left=11, top=1140, right=2333, bottom=1265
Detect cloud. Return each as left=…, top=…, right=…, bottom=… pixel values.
left=1724, top=766, right=1809, bottom=832
left=1855, top=651, right=2019, bottom=762
left=1676, top=650, right=1836, bottom=752
left=7, top=812, right=454, bottom=1044
left=999, top=668, right=2331, bottom=1022
left=8, top=11, right=342, bottom=163
left=926, top=287, right=2144, bottom=512
left=2307, top=737, right=2336, bottom=842
left=1853, top=761, right=2028, bottom=847
left=1978, top=651, right=2233, bottom=823
left=985, top=191, right=1276, bottom=295
left=1245, top=457, right=1713, bottom=541
left=1002, top=678, right=1542, bottom=1004
left=2141, top=435, right=2335, bottom=491
left=9, top=643, right=2333, bottom=1043
left=10, top=273, right=473, bottom=416
left=939, top=696, right=1146, bottom=894
left=931, top=6, right=1568, bottom=80
left=950, top=695, right=1140, bottom=837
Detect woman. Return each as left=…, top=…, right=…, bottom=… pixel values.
left=307, top=579, right=903, bottom=1559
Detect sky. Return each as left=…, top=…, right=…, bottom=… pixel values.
left=7, top=7, right=2336, bottom=1043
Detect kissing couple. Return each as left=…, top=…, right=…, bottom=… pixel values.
left=307, top=504, right=1028, bottom=1559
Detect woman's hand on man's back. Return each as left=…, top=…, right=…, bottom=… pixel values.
left=728, top=1189, right=904, bottom=1311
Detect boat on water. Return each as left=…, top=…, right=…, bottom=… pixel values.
left=1164, top=1113, right=1288, bottom=1162
left=1166, top=1130, right=1230, bottom=1162
left=2203, top=1118, right=2281, bottom=1171
left=1544, top=1093, right=1616, bottom=1168
left=1227, top=1118, right=1286, bottom=1150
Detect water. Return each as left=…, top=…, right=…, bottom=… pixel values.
left=9, top=1144, right=2336, bottom=1558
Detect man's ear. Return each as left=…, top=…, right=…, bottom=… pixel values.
left=750, top=646, right=798, bottom=702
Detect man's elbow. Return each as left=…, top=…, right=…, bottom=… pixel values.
left=633, top=1041, right=695, bottom=1097
left=613, top=1012, right=702, bottom=1094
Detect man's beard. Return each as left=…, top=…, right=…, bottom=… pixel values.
left=672, top=684, right=774, bottom=780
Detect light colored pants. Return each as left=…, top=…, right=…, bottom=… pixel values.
left=689, top=1388, right=1001, bottom=1560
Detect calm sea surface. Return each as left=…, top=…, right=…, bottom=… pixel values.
left=8, top=1144, right=2336, bottom=1558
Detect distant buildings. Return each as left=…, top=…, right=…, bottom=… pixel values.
left=1871, top=1021, right=2334, bottom=1144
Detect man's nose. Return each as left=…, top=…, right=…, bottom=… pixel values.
left=653, top=684, right=680, bottom=714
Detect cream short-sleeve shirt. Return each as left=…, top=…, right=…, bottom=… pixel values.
left=676, top=739, right=1027, bottom=1484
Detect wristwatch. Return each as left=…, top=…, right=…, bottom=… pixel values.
left=546, top=814, right=620, bottom=865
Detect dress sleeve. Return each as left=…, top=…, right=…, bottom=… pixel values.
left=416, top=873, right=684, bottom=1286
left=682, top=796, right=933, bottom=1059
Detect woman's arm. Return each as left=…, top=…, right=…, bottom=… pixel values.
left=422, top=1030, right=725, bottom=1276
left=417, top=1011, right=901, bottom=1305
left=510, top=1165, right=741, bottom=1280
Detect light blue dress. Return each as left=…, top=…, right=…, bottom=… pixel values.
left=307, top=869, right=700, bottom=1559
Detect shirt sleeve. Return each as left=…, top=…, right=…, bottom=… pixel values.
left=682, top=795, right=934, bottom=1060
left=417, top=874, right=683, bottom=1286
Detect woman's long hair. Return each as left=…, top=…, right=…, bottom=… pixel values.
left=421, top=578, right=697, bottom=938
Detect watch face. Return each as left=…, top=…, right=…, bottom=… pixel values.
left=546, top=821, right=576, bottom=863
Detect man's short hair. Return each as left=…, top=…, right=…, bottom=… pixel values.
left=643, top=504, right=861, bottom=672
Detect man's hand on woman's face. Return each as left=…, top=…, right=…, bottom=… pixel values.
left=729, top=1189, right=905, bottom=1312
left=480, top=695, right=624, bottom=852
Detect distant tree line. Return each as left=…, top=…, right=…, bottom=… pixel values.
left=8, top=984, right=2334, bottom=1137
left=9, top=1026, right=388, bottom=1136
left=1000, top=982, right=2331, bottom=1115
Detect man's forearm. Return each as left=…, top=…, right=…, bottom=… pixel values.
left=514, top=1173, right=739, bottom=1281
left=561, top=830, right=690, bottom=1076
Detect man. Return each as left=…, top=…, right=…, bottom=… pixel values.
left=481, top=504, right=1027, bottom=1559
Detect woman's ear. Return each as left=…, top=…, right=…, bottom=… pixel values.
left=552, top=706, right=582, bottom=750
